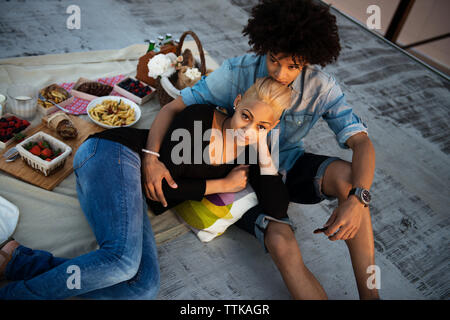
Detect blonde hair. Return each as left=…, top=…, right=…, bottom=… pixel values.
left=240, top=77, right=292, bottom=120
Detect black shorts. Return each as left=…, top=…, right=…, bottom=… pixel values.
left=285, top=152, right=342, bottom=204
left=234, top=153, right=342, bottom=250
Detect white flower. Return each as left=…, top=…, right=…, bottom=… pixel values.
left=185, top=67, right=201, bottom=80
left=147, top=53, right=176, bottom=79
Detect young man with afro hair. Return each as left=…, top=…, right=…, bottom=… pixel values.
left=143, top=0, right=379, bottom=300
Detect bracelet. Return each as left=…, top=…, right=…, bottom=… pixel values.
left=142, top=149, right=160, bottom=157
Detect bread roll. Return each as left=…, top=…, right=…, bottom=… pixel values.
left=44, top=112, right=78, bottom=139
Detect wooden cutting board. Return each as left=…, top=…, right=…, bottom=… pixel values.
left=0, top=115, right=104, bottom=190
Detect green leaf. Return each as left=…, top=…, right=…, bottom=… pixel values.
left=13, top=133, right=26, bottom=141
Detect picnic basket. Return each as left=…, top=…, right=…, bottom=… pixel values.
left=157, top=31, right=207, bottom=107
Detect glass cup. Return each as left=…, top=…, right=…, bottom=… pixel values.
left=7, top=84, right=37, bottom=120
left=0, top=93, right=6, bottom=117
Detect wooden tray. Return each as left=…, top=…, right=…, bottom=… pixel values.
left=0, top=115, right=104, bottom=190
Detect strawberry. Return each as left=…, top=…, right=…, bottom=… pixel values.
left=30, top=145, right=41, bottom=156
left=41, top=148, right=53, bottom=158
left=38, top=141, right=50, bottom=149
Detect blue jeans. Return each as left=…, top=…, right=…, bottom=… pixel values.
left=0, top=138, right=160, bottom=299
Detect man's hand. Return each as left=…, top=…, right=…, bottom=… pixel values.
left=322, top=196, right=364, bottom=241
left=142, top=155, right=177, bottom=207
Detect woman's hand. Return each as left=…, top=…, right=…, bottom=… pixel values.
left=223, top=164, right=250, bottom=193
left=257, top=134, right=278, bottom=175
left=142, top=155, right=178, bottom=207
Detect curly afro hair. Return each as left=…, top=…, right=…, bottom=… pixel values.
left=242, top=0, right=341, bottom=67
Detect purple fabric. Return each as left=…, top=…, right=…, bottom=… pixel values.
left=205, top=185, right=255, bottom=206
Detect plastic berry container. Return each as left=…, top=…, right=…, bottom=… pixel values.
left=15, top=131, right=72, bottom=176
left=113, top=77, right=156, bottom=105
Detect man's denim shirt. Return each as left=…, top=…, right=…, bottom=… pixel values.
left=181, top=53, right=368, bottom=172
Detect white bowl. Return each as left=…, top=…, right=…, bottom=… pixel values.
left=86, top=96, right=141, bottom=129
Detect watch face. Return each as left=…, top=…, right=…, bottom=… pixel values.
left=361, top=189, right=371, bottom=204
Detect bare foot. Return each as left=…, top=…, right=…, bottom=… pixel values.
left=2, top=240, right=20, bottom=255
left=0, top=240, right=20, bottom=278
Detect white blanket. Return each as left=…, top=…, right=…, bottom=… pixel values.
left=0, top=43, right=219, bottom=260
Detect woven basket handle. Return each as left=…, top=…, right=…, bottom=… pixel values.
left=176, top=31, right=207, bottom=75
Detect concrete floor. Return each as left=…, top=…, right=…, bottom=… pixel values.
left=0, top=0, right=449, bottom=300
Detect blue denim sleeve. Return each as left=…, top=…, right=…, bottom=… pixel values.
left=321, top=81, right=368, bottom=149
left=180, top=59, right=234, bottom=109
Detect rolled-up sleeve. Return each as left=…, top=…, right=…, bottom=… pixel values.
left=322, top=81, right=368, bottom=149
left=180, top=59, right=233, bottom=108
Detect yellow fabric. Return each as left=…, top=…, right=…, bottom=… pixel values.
left=176, top=198, right=233, bottom=230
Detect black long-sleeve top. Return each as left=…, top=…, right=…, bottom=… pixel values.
left=87, top=104, right=289, bottom=218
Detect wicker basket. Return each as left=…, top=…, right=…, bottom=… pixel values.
left=156, top=31, right=207, bottom=107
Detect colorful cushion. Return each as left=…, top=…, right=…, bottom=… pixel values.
left=174, top=185, right=258, bottom=242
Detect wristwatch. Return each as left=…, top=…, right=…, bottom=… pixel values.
left=348, top=187, right=371, bottom=207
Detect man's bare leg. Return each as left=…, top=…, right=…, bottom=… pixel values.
left=322, top=160, right=380, bottom=299
left=345, top=205, right=380, bottom=299
left=265, top=221, right=328, bottom=300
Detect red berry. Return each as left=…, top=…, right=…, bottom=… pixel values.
left=30, top=145, right=41, bottom=156
left=41, top=148, right=53, bottom=158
